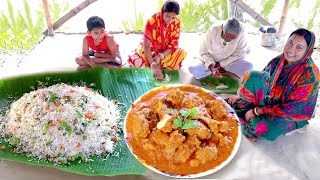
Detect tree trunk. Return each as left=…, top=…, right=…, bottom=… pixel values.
left=228, top=0, right=243, bottom=22
left=43, top=0, right=98, bottom=36
left=229, top=0, right=272, bottom=26
left=276, top=0, right=290, bottom=38
left=42, top=0, right=54, bottom=36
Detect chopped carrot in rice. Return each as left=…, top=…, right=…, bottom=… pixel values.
left=57, top=119, right=63, bottom=124
left=85, top=112, right=93, bottom=119
left=76, top=143, right=81, bottom=148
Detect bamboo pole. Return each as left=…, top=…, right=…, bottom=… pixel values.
left=43, top=0, right=98, bottom=36
left=42, top=0, right=54, bottom=36
left=229, top=0, right=272, bottom=26
left=228, top=0, right=243, bottom=22
left=276, top=0, right=290, bottom=38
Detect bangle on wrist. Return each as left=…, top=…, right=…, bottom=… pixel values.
left=150, top=62, right=157, bottom=67
left=157, top=53, right=164, bottom=59
left=253, top=107, right=259, bottom=116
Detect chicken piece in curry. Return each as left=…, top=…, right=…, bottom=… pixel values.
left=125, top=85, right=239, bottom=176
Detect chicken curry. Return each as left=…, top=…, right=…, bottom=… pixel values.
left=125, top=85, right=240, bottom=176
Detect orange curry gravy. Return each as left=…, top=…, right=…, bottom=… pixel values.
left=125, top=85, right=239, bottom=175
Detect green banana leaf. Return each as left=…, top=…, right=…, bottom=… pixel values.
left=200, top=76, right=240, bottom=94
left=155, top=70, right=239, bottom=94
left=0, top=67, right=156, bottom=176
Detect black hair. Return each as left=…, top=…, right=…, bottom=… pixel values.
left=86, top=16, right=105, bottom=32
left=289, top=28, right=312, bottom=47
left=163, top=0, right=180, bottom=15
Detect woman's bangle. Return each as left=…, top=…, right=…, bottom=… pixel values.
left=253, top=107, right=259, bottom=116
left=157, top=53, right=164, bottom=59
left=150, top=62, right=157, bottom=67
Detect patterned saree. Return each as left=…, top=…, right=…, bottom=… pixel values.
left=128, top=2, right=186, bottom=69
left=231, top=32, right=320, bottom=141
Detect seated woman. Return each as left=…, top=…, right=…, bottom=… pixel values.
left=128, top=0, right=187, bottom=79
left=227, top=28, right=320, bottom=141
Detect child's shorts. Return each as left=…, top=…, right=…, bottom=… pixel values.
left=89, top=50, right=122, bottom=67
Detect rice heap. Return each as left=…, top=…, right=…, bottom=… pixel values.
left=0, top=83, right=121, bottom=164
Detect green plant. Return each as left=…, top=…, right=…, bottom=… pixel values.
left=289, top=0, right=301, bottom=8
left=0, top=0, right=69, bottom=53
left=0, top=0, right=38, bottom=52
left=121, top=13, right=145, bottom=31
left=307, top=0, right=320, bottom=29
left=260, top=0, right=277, bottom=19
left=49, top=0, right=69, bottom=23
left=173, top=107, right=198, bottom=129
left=121, top=0, right=145, bottom=31
left=244, top=0, right=278, bottom=28
left=157, top=0, right=166, bottom=11
left=179, top=0, right=228, bottom=32
left=285, top=0, right=320, bottom=31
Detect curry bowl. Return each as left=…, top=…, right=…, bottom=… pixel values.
left=124, top=84, right=241, bottom=178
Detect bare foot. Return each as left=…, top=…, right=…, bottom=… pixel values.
left=248, top=137, right=259, bottom=142
left=96, top=63, right=119, bottom=69
left=77, top=65, right=90, bottom=70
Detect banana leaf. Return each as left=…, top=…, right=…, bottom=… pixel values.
left=200, top=76, right=240, bottom=94
left=0, top=67, right=156, bottom=176
left=155, top=70, right=239, bottom=94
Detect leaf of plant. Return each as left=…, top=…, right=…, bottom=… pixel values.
left=188, top=107, right=198, bottom=118
left=182, top=121, right=197, bottom=129
left=43, top=124, right=49, bottom=135
left=61, top=120, right=73, bottom=136
left=173, top=117, right=183, bottom=128
left=75, top=110, right=83, bottom=118
left=180, top=109, right=188, bottom=119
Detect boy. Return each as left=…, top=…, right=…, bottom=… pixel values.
left=75, top=16, right=122, bottom=70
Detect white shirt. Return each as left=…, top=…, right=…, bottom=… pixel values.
left=199, top=22, right=248, bottom=69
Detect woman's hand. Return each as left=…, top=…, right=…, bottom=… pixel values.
left=151, top=62, right=164, bottom=79
left=227, top=95, right=241, bottom=105
left=245, top=109, right=256, bottom=122
left=153, top=55, right=161, bottom=65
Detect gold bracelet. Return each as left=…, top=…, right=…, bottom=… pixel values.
left=254, top=107, right=259, bottom=116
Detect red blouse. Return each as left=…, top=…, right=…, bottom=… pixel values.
left=85, top=34, right=119, bottom=53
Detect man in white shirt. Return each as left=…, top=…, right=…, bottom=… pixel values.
left=189, top=18, right=252, bottom=80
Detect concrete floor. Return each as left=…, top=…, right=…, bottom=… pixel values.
left=0, top=32, right=281, bottom=79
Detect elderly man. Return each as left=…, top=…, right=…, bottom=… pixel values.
left=189, top=18, right=252, bottom=80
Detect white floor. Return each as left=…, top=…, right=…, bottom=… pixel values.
left=1, top=33, right=320, bottom=180
left=0, top=32, right=281, bottom=78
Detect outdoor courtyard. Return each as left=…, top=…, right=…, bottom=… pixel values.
left=0, top=31, right=320, bottom=179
